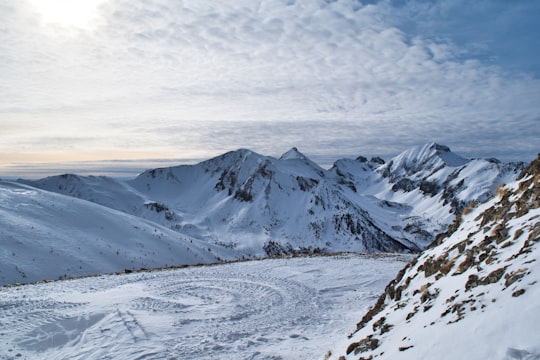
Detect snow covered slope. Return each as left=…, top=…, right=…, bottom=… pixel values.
left=0, top=181, right=236, bottom=285
left=330, top=154, right=540, bottom=359
left=18, top=174, right=146, bottom=215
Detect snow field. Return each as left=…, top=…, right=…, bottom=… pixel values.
left=0, top=253, right=411, bottom=360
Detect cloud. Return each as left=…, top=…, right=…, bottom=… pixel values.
left=0, top=0, right=539, bottom=177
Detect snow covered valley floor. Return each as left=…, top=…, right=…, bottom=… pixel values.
left=0, top=253, right=411, bottom=360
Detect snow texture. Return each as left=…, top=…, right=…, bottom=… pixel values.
left=0, top=254, right=411, bottom=360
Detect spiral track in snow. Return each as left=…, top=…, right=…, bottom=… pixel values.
left=128, top=268, right=320, bottom=357
left=0, top=254, right=410, bottom=360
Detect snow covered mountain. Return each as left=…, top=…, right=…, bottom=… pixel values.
left=332, top=142, right=523, bottom=248
left=0, top=181, right=238, bottom=285
left=125, top=147, right=411, bottom=254
left=330, top=153, right=540, bottom=359
left=8, top=143, right=523, bottom=285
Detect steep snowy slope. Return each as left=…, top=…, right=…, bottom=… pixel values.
left=19, top=143, right=523, bottom=259
left=330, top=154, right=540, bottom=359
left=0, top=181, right=236, bottom=285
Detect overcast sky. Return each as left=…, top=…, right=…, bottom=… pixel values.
left=1, top=0, right=539, bottom=178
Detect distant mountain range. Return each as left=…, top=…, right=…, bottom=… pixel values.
left=330, top=153, right=540, bottom=359
left=1, top=142, right=524, bottom=284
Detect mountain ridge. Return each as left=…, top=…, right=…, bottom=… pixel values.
left=5, top=142, right=525, bottom=284
left=20, top=143, right=524, bottom=251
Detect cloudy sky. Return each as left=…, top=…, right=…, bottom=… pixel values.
left=1, top=0, right=539, bottom=178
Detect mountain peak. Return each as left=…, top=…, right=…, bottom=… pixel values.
left=428, top=142, right=468, bottom=166
left=279, top=147, right=307, bottom=161
left=381, top=142, right=469, bottom=179
left=430, top=142, right=450, bottom=153
left=412, top=142, right=468, bottom=167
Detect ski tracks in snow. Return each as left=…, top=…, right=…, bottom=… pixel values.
left=0, top=254, right=410, bottom=359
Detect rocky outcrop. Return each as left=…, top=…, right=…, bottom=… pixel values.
left=332, top=154, right=540, bottom=359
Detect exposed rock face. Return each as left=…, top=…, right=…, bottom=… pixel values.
left=332, top=154, right=540, bottom=359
